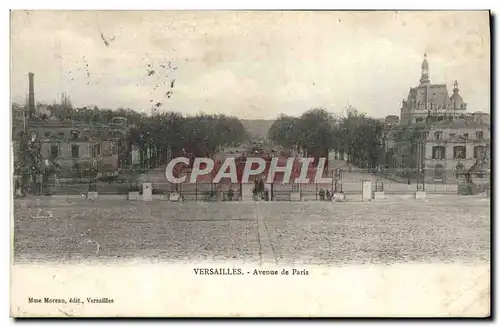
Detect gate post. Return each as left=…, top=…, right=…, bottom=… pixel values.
left=362, top=180, right=372, bottom=201
left=142, top=182, right=152, bottom=201
left=416, top=167, right=426, bottom=198
left=372, top=171, right=385, bottom=200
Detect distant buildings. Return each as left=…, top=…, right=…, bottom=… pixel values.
left=13, top=116, right=130, bottom=179
left=12, top=72, right=131, bottom=181
left=384, top=115, right=400, bottom=126
left=383, top=55, right=490, bottom=183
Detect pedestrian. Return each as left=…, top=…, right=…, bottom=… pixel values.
left=319, top=188, right=325, bottom=201
left=227, top=187, right=234, bottom=201
left=36, top=172, right=43, bottom=195
left=325, top=189, right=331, bottom=201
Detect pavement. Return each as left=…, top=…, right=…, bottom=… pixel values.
left=13, top=196, right=490, bottom=265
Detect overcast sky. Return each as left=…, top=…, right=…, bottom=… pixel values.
left=11, top=10, right=490, bottom=119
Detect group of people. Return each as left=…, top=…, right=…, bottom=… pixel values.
left=318, top=188, right=333, bottom=201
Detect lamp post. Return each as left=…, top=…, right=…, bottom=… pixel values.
left=333, top=168, right=343, bottom=193
left=331, top=168, right=335, bottom=194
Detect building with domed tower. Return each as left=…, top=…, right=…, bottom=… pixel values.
left=383, top=54, right=490, bottom=184
left=399, top=54, right=488, bottom=125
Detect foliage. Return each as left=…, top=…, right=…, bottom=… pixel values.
left=268, top=106, right=385, bottom=169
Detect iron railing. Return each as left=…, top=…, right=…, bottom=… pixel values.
left=14, top=166, right=486, bottom=199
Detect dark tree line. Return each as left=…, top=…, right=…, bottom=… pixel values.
left=126, top=112, right=250, bottom=169
left=268, top=107, right=385, bottom=169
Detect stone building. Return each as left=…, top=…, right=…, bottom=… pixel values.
left=384, top=120, right=490, bottom=183
left=383, top=55, right=490, bottom=183
left=13, top=117, right=130, bottom=178
left=399, top=54, right=489, bottom=125
left=424, top=120, right=489, bottom=182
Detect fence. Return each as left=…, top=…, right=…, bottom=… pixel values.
left=15, top=166, right=479, bottom=200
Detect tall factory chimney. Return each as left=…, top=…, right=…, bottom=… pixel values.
left=28, top=72, right=35, bottom=119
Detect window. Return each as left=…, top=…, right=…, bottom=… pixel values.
left=453, top=146, right=466, bottom=159
left=449, top=132, right=456, bottom=138
left=57, top=132, right=65, bottom=137
left=44, top=132, right=51, bottom=137
left=434, top=131, right=443, bottom=140
left=92, top=143, right=101, bottom=157
left=422, top=132, right=429, bottom=140
left=71, top=131, right=79, bottom=140
left=476, top=131, right=484, bottom=140
left=474, top=146, right=486, bottom=159
left=50, top=144, right=59, bottom=159
left=432, top=146, right=445, bottom=160
left=71, top=145, right=79, bottom=158
left=463, top=133, right=469, bottom=140
left=416, top=117, right=424, bottom=123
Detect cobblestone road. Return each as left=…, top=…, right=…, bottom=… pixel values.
left=13, top=197, right=490, bottom=265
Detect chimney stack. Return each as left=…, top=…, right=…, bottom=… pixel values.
left=28, top=72, right=35, bottom=119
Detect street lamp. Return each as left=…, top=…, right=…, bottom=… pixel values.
left=333, top=168, right=343, bottom=193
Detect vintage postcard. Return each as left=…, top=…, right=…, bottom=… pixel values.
left=10, top=10, right=490, bottom=317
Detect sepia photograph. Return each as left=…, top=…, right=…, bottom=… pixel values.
left=9, top=9, right=491, bottom=317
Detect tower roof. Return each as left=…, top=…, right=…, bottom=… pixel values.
left=421, top=53, right=429, bottom=70
left=419, top=53, right=430, bottom=85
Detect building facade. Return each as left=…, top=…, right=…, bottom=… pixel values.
left=384, top=55, right=490, bottom=183
left=13, top=117, right=129, bottom=179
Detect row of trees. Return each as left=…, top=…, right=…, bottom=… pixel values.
left=127, top=112, right=250, bottom=169
left=12, top=102, right=250, bottom=172
left=268, top=107, right=385, bottom=169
